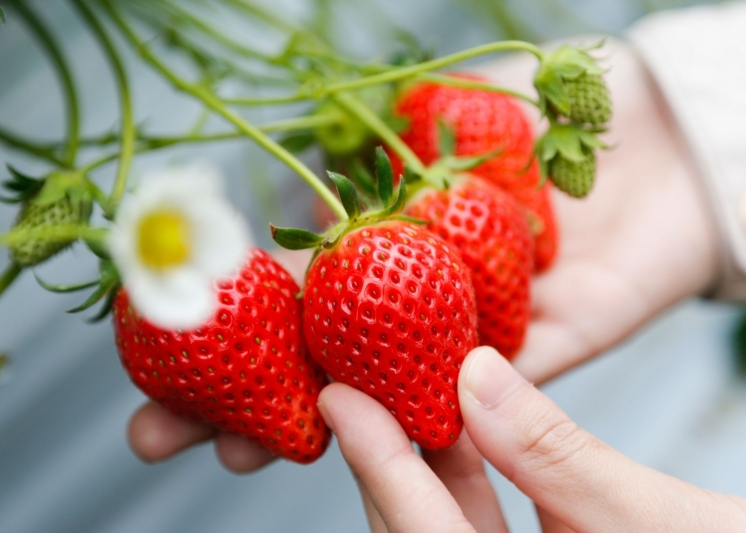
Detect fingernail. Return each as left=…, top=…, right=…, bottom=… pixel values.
left=462, top=347, right=526, bottom=409
left=317, top=400, right=336, bottom=433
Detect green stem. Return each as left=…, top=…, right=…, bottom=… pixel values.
left=331, top=92, right=427, bottom=176
left=418, top=72, right=539, bottom=106
left=0, top=127, right=68, bottom=167
left=0, top=263, right=22, bottom=297
left=326, top=41, right=544, bottom=94
left=222, top=94, right=312, bottom=106
left=101, top=0, right=347, bottom=221
left=150, top=0, right=284, bottom=65
left=222, top=0, right=301, bottom=34
left=71, top=0, right=136, bottom=219
left=9, top=0, right=81, bottom=167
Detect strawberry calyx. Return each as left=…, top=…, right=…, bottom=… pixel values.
left=271, top=147, right=425, bottom=252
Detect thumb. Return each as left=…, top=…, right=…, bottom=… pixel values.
left=458, top=346, right=711, bottom=533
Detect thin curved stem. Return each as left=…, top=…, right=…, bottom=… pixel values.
left=331, top=92, right=427, bottom=176
left=325, top=41, right=544, bottom=94
left=0, top=127, right=68, bottom=167
left=9, top=0, right=81, bottom=167
left=418, top=72, right=539, bottom=106
left=101, top=0, right=347, bottom=221
left=71, top=0, right=136, bottom=219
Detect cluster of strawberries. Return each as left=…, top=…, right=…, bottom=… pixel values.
left=113, top=76, right=562, bottom=464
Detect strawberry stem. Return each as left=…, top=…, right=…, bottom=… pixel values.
left=71, top=0, right=136, bottom=221
left=7, top=0, right=81, bottom=167
left=325, top=41, right=544, bottom=95
left=331, top=92, right=428, bottom=176
left=101, top=0, right=349, bottom=222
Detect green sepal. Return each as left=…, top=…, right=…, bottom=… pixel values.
left=83, top=227, right=110, bottom=260
left=67, top=261, right=119, bottom=315
left=270, top=224, right=325, bottom=250
left=375, top=147, right=394, bottom=207
left=376, top=178, right=407, bottom=219
left=2, top=166, right=45, bottom=204
left=86, top=286, right=120, bottom=323
left=437, top=118, right=456, bottom=157
left=349, top=159, right=378, bottom=201
left=390, top=214, right=428, bottom=225
left=535, top=123, right=606, bottom=185
left=34, top=272, right=100, bottom=293
left=279, top=132, right=316, bottom=154
left=327, top=171, right=361, bottom=219
left=446, top=147, right=503, bottom=172
left=0, top=6, right=5, bottom=24
left=534, top=43, right=605, bottom=116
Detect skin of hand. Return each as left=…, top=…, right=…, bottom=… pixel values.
left=127, top=38, right=720, bottom=472
left=318, top=346, right=746, bottom=533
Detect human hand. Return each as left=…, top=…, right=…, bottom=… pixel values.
left=474, top=39, right=720, bottom=385
left=319, top=346, right=746, bottom=532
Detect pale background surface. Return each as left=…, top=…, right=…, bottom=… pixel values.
left=1, top=1, right=744, bottom=532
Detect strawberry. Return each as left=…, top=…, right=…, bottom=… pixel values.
left=112, top=248, right=331, bottom=464
left=272, top=162, right=478, bottom=450
left=386, top=75, right=559, bottom=271
left=407, top=176, right=532, bottom=358
left=303, top=221, right=478, bottom=449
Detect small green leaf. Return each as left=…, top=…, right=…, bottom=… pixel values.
left=34, top=273, right=100, bottom=293
left=349, top=159, right=378, bottom=200
left=86, top=287, right=120, bottom=323
left=270, top=225, right=324, bottom=250
left=375, top=147, right=393, bottom=207
left=327, top=171, right=361, bottom=219
left=437, top=118, right=456, bottom=157
left=279, top=132, right=316, bottom=154
left=84, top=228, right=111, bottom=260
left=378, top=178, right=408, bottom=218
left=447, top=147, right=503, bottom=171
left=67, top=275, right=118, bottom=314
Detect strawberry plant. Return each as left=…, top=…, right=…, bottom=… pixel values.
left=0, top=0, right=612, bottom=463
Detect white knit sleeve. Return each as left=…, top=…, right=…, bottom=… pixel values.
left=628, top=2, right=746, bottom=301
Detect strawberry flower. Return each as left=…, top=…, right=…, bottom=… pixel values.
left=108, top=163, right=250, bottom=330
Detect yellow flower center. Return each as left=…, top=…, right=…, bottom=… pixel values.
left=137, top=209, right=191, bottom=270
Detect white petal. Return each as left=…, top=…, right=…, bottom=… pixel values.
left=189, top=202, right=251, bottom=278
left=126, top=266, right=216, bottom=330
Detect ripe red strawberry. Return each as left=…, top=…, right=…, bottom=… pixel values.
left=387, top=75, right=559, bottom=271
left=112, top=248, right=331, bottom=464
left=302, top=221, right=478, bottom=450
left=407, top=177, right=532, bottom=358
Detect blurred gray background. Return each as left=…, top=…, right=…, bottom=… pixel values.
left=1, top=1, right=743, bottom=532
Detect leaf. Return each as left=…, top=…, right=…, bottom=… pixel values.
left=349, top=159, right=378, bottom=200
left=279, top=132, right=316, bottom=154
left=375, top=147, right=393, bottom=207
left=447, top=147, right=503, bottom=171
left=437, top=118, right=456, bottom=157
left=34, top=272, right=100, bottom=293
left=378, top=178, right=407, bottom=218
left=67, top=265, right=119, bottom=314
left=86, top=286, right=120, bottom=323
left=327, top=171, right=361, bottom=219
left=270, top=225, right=324, bottom=250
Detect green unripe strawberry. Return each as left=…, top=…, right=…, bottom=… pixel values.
left=314, top=100, right=371, bottom=156
left=9, top=194, right=91, bottom=267
left=561, top=71, right=612, bottom=126
left=549, top=150, right=596, bottom=199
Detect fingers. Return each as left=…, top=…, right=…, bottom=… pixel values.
left=536, top=506, right=576, bottom=533
left=214, top=432, right=276, bottom=473
left=459, top=346, right=716, bottom=533
left=129, top=402, right=276, bottom=474
left=421, top=432, right=509, bottom=533
left=318, top=383, right=475, bottom=533
left=128, top=401, right=216, bottom=462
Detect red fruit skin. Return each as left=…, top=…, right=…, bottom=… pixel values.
left=407, top=177, right=532, bottom=359
left=303, top=222, right=478, bottom=450
left=511, top=170, right=559, bottom=273
left=113, top=249, right=331, bottom=464
left=387, top=76, right=559, bottom=271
